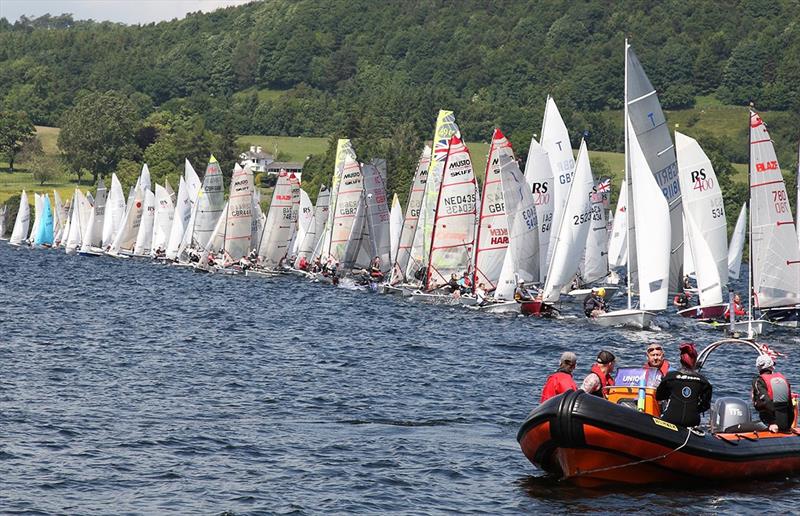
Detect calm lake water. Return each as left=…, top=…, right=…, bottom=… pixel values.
left=2, top=243, right=799, bottom=514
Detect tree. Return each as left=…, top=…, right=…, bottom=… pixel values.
left=0, top=111, right=35, bottom=172
left=58, top=91, right=141, bottom=182
left=29, top=154, right=60, bottom=185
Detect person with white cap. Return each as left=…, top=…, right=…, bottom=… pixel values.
left=540, top=351, right=578, bottom=403
left=752, top=354, right=794, bottom=433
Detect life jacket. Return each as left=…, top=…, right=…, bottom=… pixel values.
left=761, top=371, right=791, bottom=403
left=645, top=360, right=670, bottom=378
left=589, top=363, right=614, bottom=396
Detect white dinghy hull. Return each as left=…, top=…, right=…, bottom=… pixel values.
left=593, top=308, right=654, bottom=329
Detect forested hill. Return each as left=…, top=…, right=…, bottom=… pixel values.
left=3, top=0, right=800, bottom=145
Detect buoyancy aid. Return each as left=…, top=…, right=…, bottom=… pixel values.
left=762, top=372, right=791, bottom=403
left=589, top=363, right=614, bottom=397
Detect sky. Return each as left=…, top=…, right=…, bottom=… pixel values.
left=1, top=0, right=254, bottom=25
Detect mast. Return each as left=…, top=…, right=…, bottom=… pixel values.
left=472, top=132, right=497, bottom=289
left=747, top=108, right=754, bottom=339
left=425, top=137, right=454, bottom=291
left=624, top=38, right=632, bottom=310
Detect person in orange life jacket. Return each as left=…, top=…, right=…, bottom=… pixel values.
left=724, top=293, right=746, bottom=320
left=752, top=355, right=794, bottom=433
left=541, top=352, right=578, bottom=402
left=656, top=343, right=713, bottom=427
left=581, top=350, right=616, bottom=397
left=644, top=344, right=671, bottom=387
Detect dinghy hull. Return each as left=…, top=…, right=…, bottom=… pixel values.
left=677, top=303, right=727, bottom=320
left=593, top=309, right=654, bottom=329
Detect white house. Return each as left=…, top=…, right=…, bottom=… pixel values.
left=239, top=145, right=274, bottom=173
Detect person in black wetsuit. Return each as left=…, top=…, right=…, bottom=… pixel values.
left=656, top=342, right=713, bottom=427
left=583, top=288, right=607, bottom=317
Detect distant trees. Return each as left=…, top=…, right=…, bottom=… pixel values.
left=58, top=91, right=141, bottom=182
left=0, top=111, right=35, bottom=171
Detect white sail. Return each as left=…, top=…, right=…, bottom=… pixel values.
left=607, top=180, right=628, bottom=268
left=198, top=201, right=228, bottom=268
left=110, top=186, right=143, bottom=254
left=626, top=41, right=682, bottom=294
left=425, top=135, right=477, bottom=289
left=29, top=193, right=41, bottom=244
left=296, top=185, right=330, bottom=265
left=524, top=137, right=555, bottom=280
left=727, top=204, right=747, bottom=280
left=223, top=163, right=254, bottom=261
left=52, top=190, right=64, bottom=244
left=317, top=139, right=354, bottom=262
left=165, top=176, right=191, bottom=259
left=684, top=208, right=723, bottom=305
left=291, top=189, right=314, bottom=257
left=341, top=194, right=368, bottom=270
left=541, top=97, right=576, bottom=278
left=390, top=193, right=403, bottom=265
left=394, top=145, right=432, bottom=284
left=682, top=221, right=696, bottom=277
left=81, top=178, right=106, bottom=251
left=133, top=189, right=156, bottom=256
left=151, top=183, right=175, bottom=255
left=361, top=161, right=392, bottom=272
left=258, top=170, right=295, bottom=267
left=176, top=158, right=204, bottom=254
left=9, top=190, right=30, bottom=245
left=749, top=110, right=800, bottom=308
left=542, top=140, right=594, bottom=302
left=0, top=204, right=6, bottom=239
left=629, top=117, right=671, bottom=311
left=102, top=173, right=126, bottom=247
left=251, top=182, right=264, bottom=252
left=580, top=181, right=610, bottom=284
left=420, top=111, right=461, bottom=280
left=474, top=128, right=515, bottom=290
left=190, top=155, right=225, bottom=250
left=327, top=145, right=363, bottom=263
left=65, top=189, right=90, bottom=254
left=137, top=163, right=151, bottom=193
left=675, top=131, right=728, bottom=300
left=496, top=152, right=539, bottom=300
left=287, top=174, right=301, bottom=256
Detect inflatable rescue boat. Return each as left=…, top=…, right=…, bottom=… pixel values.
left=517, top=339, right=800, bottom=486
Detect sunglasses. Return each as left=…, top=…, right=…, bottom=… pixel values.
left=647, top=347, right=663, bottom=353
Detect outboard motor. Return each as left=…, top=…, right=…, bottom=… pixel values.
left=710, top=397, right=752, bottom=433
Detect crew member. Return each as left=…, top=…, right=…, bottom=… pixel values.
left=724, top=293, right=746, bottom=320
left=656, top=343, right=713, bottom=427
left=540, top=352, right=578, bottom=402
left=457, top=271, right=472, bottom=294
left=583, top=288, right=607, bottom=317
left=514, top=280, right=533, bottom=302
left=644, top=344, right=670, bottom=387
left=297, top=255, right=309, bottom=271
left=752, top=355, right=794, bottom=432
left=368, top=256, right=384, bottom=282
left=475, top=282, right=488, bottom=307
left=673, top=290, right=691, bottom=309
left=446, top=273, right=460, bottom=294
left=581, top=350, right=616, bottom=397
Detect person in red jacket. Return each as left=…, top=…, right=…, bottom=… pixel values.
left=540, top=352, right=578, bottom=403
left=724, top=293, right=746, bottom=320
left=644, top=344, right=671, bottom=387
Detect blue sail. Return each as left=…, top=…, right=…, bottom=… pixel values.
left=35, top=194, right=54, bottom=246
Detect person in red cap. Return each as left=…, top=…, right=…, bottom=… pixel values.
left=540, top=352, right=578, bottom=403
left=655, top=343, right=713, bottom=427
